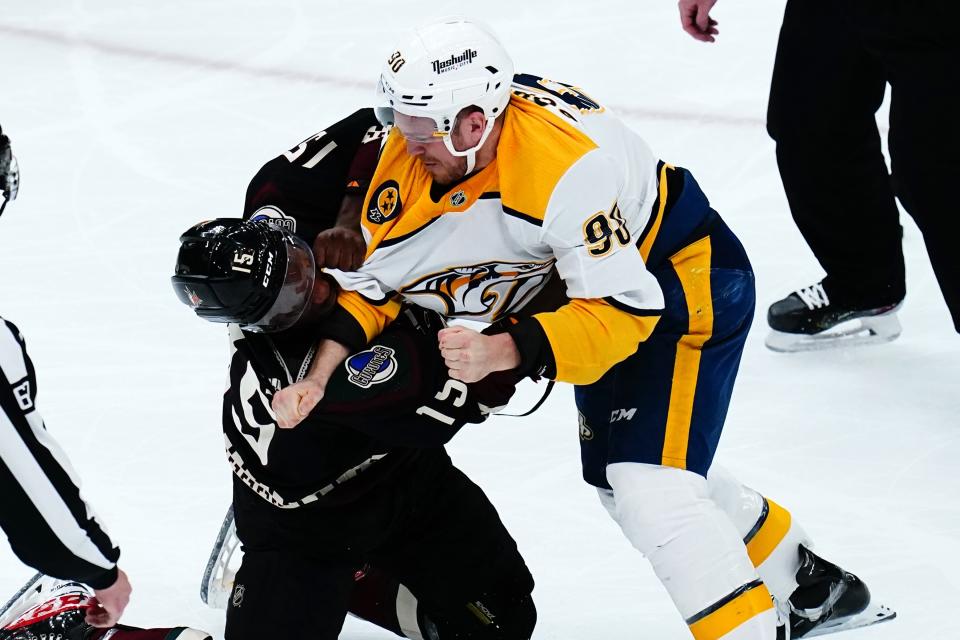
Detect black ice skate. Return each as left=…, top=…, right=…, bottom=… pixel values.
left=765, top=282, right=901, bottom=352
left=776, top=546, right=895, bottom=639
left=0, top=576, right=211, bottom=640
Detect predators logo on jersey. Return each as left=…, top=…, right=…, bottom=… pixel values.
left=401, top=260, right=555, bottom=318
left=367, top=180, right=403, bottom=224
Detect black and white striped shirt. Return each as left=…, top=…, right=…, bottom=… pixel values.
left=0, top=317, right=119, bottom=589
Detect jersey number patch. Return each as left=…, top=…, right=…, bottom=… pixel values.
left=283, top=130, right=338, bottom=169
left=512, top=73, right=605, bottom=122
left=415, top=379, right=469, bottom=425
left=583, top=204, right=631, bottom=257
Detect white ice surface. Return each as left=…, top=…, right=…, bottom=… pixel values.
left=0, top=1, right=957, bottom=638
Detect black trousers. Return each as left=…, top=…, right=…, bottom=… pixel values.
left=224, top=448, right=535, bottom=640
left=767, top=0, right=960, bottom=330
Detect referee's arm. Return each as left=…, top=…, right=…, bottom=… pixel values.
left=0, top=318, right=120, bottom=589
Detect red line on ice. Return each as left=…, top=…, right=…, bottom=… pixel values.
left=0, top=23, right=769, bottom=129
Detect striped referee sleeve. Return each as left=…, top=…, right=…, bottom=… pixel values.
left=0, top=318, right=120, bottom=589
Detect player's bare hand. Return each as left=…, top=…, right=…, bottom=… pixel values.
left=86, top=568, right=131, bottom=628
left=438, top=326, right=520, bottom=383
left=679, top=0, right=719, bottom=42
left=271, top=379, right=325, bottom=428
left=313, top=227, right=365, bottom=271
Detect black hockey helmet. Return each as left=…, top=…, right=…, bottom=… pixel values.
left=172, top=218, right=316, bottom=332
left=0, top=125, right=19, bottom=217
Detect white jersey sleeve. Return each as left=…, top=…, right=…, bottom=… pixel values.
left=540, top=148, right=664, bottom=312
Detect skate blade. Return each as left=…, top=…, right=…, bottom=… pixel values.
left=200, top=505, right=240, bottom=610
left=804, top=603, right=897, bottom=638
left=765, top=311, right=902, bottom=353
left=0, top=573, right=47, bottom=626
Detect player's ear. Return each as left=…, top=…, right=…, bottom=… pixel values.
left=455, top=108, right=487, bottom=147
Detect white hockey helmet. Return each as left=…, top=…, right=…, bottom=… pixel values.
left=375, top=17, right=514, bottom=168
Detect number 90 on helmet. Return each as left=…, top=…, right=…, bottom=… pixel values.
left=374, top=17, right=514, bottom=159
left=172, top=218, right=316, bottom=333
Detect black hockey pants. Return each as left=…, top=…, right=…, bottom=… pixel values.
left=224, top=448, right=535, bottom=640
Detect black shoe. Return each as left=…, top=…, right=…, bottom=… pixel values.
left=778, top=546, right=870, bottom=639
left=766, top=282, right=902, bottom=352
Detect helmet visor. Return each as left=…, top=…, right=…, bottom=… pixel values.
left=242, top=233, right=316, bottom=333
left=376, top=104, right=494, bottom=160
left=387, top=110, right=448, bottom=144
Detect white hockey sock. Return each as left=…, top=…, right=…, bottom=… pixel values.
left=706, top=465, right=811, bottom=601
left=605, top=463, right=776, bottom=639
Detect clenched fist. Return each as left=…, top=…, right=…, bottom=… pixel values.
left=313, top=227, right=365, bottom=271
left=271, top=378, right=325, bottom=429
left=438, top=326, right=521, bottom=383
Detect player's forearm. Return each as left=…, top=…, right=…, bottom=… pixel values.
left=485, top=332, right=521, bottom=371
left=0, top=431, right=120, bottom=588
left=272, top=338, right=352, bottom=428
left=303, top=338, right=351, bottom=387
left=334, top=193, right=363, bottom=232
left=319, top=290, right=400, bottom=350
left=3, top=513, right=119, bottom=589
left=312, top=194, right=366, bottom=271
left=507, top=298, right=661, bottom=384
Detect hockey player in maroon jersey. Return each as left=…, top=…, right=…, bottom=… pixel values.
left=172, top=108, right=536, bottom=640
left=174, top=218, right=536, bottom=640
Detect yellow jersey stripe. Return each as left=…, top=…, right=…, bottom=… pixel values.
left=362, top=128, right=502, bottom=256
left=661, top=235, right=714, bottom=469
left=336, top=290, right=402, bottom=344
left=534, top=298, right=660, bottom=385
left=688, top=581, right=773, bottom=640
left=498, top=94, right=597, bottom=222
left=746, top=499, right=792, bottom=567
left=638, top=162, right=674, bottom=262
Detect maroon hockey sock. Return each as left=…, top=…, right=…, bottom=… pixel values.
left=347, top=565, right=406, bottom=636
left=88, top=626, right=205, bottom=640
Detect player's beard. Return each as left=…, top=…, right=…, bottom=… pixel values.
left=422, top=155, right=468, bottom=186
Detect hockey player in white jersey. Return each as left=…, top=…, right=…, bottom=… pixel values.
left=271, top=19, right=893, bottom=640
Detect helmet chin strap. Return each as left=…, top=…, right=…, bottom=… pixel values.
left=452, top=117, right=495, bottom=177
left=464, top=150, right=477, bottom=175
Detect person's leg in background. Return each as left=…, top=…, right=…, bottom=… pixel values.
left=766, top=0, right=904, bottom=336
left=867, top=0, right=960, bottom=333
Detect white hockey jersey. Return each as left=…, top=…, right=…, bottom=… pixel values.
left=328, top=75, right=683, bottom=384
